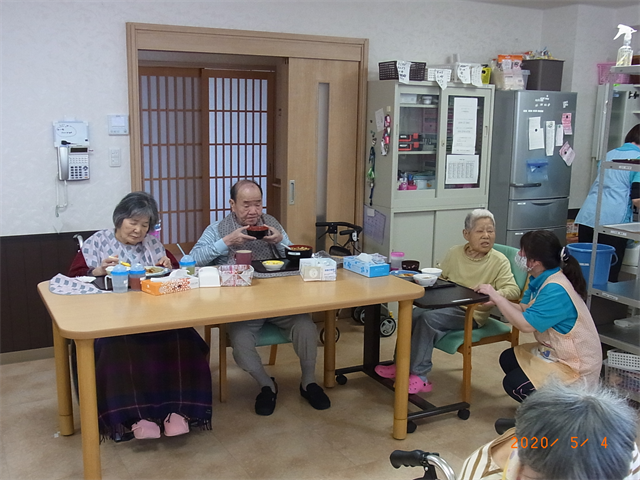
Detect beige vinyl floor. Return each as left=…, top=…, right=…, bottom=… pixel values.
left=0, top=315, right=596, bottom=480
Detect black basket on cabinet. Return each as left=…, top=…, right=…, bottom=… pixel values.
left=379, top=61, right=426, bottom=81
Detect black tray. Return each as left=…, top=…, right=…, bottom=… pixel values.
left=395, top=275, right=456, bottom=290
left=251, top=259, right=299, bottom=274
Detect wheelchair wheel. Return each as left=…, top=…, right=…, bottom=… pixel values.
left=379, top=317, right=397, bottom=337
left=352, top=306, right=366, bottom=324
left=457, top=409, right=471, bottom=420
left=319, top=327, right=340, bottom=345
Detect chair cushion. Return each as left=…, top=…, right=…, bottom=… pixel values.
left=434, top=318, right=512, bottom=355
left=256, top=322, right=290, bottom=347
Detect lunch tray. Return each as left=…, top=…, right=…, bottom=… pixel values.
left=251, top=259, right=299, bottom=274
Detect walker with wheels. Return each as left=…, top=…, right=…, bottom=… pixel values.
left=315, top=220, right=397, bottom=338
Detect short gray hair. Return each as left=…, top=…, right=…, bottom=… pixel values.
left=112, top=191, right=159, bottom=230
left=464, top=208, right=495, bottom=231
left=515, top=380, right=637, bottom=480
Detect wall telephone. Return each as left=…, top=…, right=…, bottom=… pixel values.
left=57, top=144, right=90, bottom=180
left=53, top=120, right=90, bottom=181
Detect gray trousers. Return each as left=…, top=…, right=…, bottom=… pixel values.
left=227, top=313, right=317, bottom=389
left=408, top=306, right=468, bottom=378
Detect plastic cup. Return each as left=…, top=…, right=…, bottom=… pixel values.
left=179, top=254, right=196, bottom=275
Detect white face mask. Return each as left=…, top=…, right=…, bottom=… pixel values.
left=514, top=252, right=533, bottom=272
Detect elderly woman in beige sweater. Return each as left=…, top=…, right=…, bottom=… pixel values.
left=375, top=209, right=520, bottom=394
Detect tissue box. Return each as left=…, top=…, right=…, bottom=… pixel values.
left=343, top=255, right=390, bottom=278
left=198, top=266, right=221, bottom=287
left=218, top=265, right=254, bottom=287
left=299, top=258, right=337, bottom=281
left=141, top=276, right=199, bottom=296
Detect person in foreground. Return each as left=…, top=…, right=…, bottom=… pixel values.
left=575, top=123, right=640, bottom=282
left=68, top=192, right=212, bottom=441
left=191, top=179, right=330, bottom=416
left=476, top=230, right=601, bottom=403
left=375, top=209, right=520, bottom=394
left=460, top=381, right=640, bottom=480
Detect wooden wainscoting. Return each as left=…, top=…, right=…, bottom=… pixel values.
left=0, top=231, right=94, bottom=354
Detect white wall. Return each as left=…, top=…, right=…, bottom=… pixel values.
left=0, top=0, right=631, bottom=236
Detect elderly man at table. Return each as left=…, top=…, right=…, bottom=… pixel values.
left=375, top=208, right=521, bottom=394
left=191, top=179, right=330, bottom=416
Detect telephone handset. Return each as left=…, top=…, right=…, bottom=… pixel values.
left=57, top=144, right=90, bottom=180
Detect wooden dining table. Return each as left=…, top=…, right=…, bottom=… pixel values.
left=38, top=269, right=424, bottom=479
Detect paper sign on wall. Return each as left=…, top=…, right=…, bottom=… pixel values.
left=528, top=117, right=544, bottom=150
left=396, top=61, right=411, bottom=84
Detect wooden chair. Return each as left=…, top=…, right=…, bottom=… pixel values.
left=204, top=323, right=291, bottom=402
left=434, top=243, right=528, bottom=404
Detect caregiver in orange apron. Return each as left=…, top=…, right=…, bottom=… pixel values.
left=475, top=230, right=601, bottom=402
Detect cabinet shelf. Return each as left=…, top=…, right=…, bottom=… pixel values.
left=596, top=222, right=640, bottom=241
left=597, top=323, right=640, bottom=355
left=591, top=280, right=640, bottom=309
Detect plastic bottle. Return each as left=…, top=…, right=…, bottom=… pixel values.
left=179, top=254, right=196, bottom=275
left=390, top=251, right=405, bottom=271
left=150, top=220, right=161, bottom=240
left=614, top=24, right=636, bottom=67
left=129, top=263, right=145, bottom=291
left=109, top=264, right=129, bottom=293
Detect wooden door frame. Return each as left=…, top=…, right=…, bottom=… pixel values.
left=126, top=22, right=368, bottom=228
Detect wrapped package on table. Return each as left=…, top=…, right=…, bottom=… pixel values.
left=299, top=257, right=337, bottom=281
left=141, top=269, right=200, bottom=295
left=218, top=265, right=254, bottom=287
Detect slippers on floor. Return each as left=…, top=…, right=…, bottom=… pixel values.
left=374, top=364, right=396, bottom=379
left=131, top=419, right=161, bottom=439
left=163, top=413, right=190, bottom=437
left=408, top=374, right=433, bottom=394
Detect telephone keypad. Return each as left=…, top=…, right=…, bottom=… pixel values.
left=68, top=154, right=90, bottom=180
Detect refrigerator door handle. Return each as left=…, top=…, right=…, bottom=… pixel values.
left=509, top=183, right=542, bottom=188
left=530, top=201, right=555, bottom=206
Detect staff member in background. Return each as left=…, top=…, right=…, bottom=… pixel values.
left=476, top=230, right=601, bottom=403
left=191, top=179, right=330, bottom=416
left=575, top=124, right=640, bottom=282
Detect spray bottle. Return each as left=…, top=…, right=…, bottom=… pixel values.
left=614, top=24, right=636, bottom=67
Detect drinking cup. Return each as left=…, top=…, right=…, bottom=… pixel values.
left=235, top=250, right=252, bottom=265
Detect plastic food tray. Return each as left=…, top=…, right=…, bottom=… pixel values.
left=607, top=349, right=640, bottom=371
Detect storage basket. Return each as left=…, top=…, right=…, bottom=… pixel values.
left=604, top=359, right=640, bottom=403
left=608, top=348, right=640, bottom=371
left=379, top=61, right=426, bottom=81
left=597, top=62, right=630, bottom=85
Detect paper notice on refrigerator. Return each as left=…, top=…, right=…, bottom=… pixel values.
left=528, top=117, right=545, bottom=150
left=555, top=124, right=564, bottom=146
left=545, top=121, right=555, bottom=156
left=452, top=97, right=478, bottom=154
left=562, top=113, right=573, bottom=135
left=559, top=141, right=575, bottom=166
left=445, top=155, right=479, bottom=184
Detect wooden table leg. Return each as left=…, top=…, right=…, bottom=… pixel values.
left=323, top=309, right=336, bottom=388
left=52, top=321, right=74, bottom=436
left=393, top=299, right=412, bottom=440
left=76, top=339, right=101, bottom=480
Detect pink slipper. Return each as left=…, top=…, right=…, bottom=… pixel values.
left=408, top=374, right=433, bottom=394
left=163, top=413, right=189, bottom=437
left=131, top=419, right=161, bottom=439
left=374, top=364, right=397, bottom=379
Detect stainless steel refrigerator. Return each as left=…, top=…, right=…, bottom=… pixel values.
left=489, top=90, right=577, bottom=248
